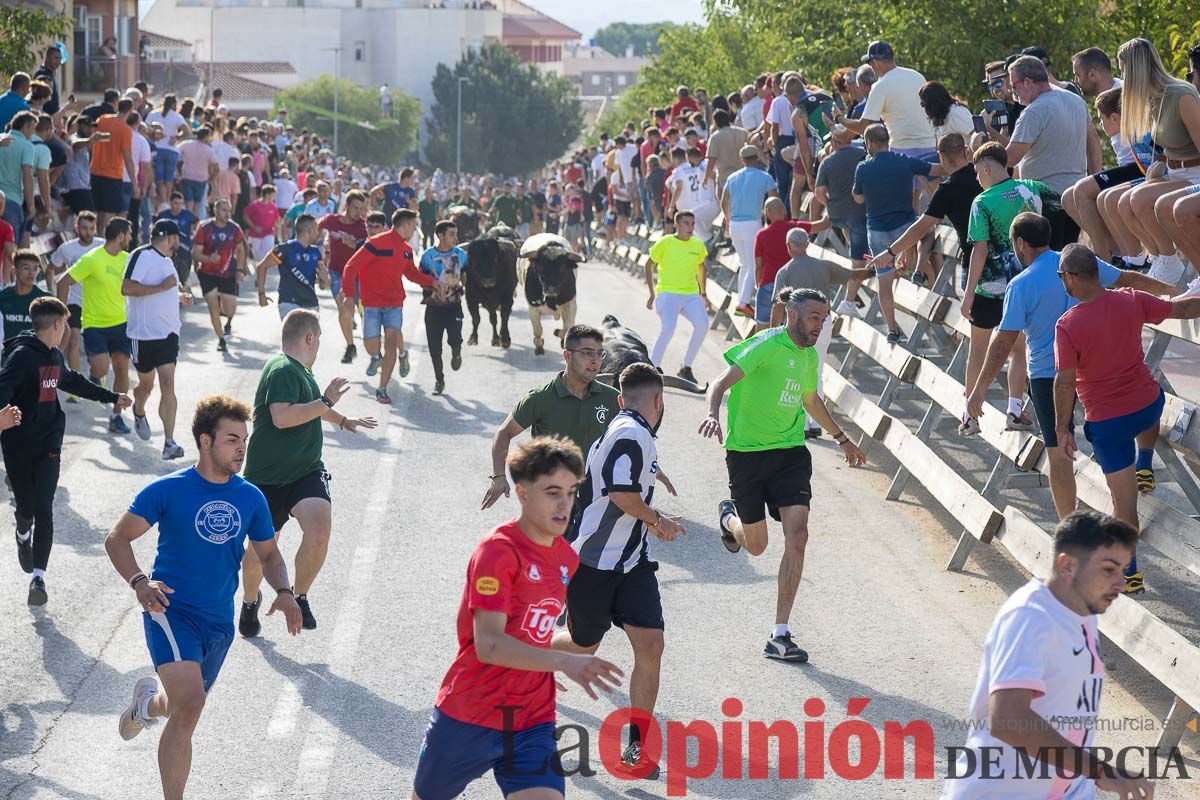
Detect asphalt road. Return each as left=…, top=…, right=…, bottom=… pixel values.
left=1, top=254, right=1197, bottom=799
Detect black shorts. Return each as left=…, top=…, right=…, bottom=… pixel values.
left=132, top=333, right=179, bottom=374
left=614, top=199, right=632, bottom=218
left=1028, top=376, right=1074, bottom=448
left=68, top=303, right=82, bottom=330
left=197, top=271, right=238, bottom=296
left=90, top=174, right=127, bottom=214
left=969, top=294, right=1004, bottom=330
left=255, top=469, right=331, bottom=532
left=64, top=188, right=94, bottom=214
left=566, top=560, right=663, bottom=648
left=173, top=250, right=192, bottom=284
left=1092, top=162, right=1144, bottom=190
left=726, top=445, right=812, bottom=525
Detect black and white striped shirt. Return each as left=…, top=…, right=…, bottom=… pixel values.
left=568, top=409, right=658, bottom=573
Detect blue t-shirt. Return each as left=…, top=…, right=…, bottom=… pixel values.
left=381, top=182, right=415, bottom=216
left=724, top=167, right=776, bottom=222
left=304, top=198, right=337, bottom=217
left=272, top=239, right=322, bottom=307
left=852, top=151, right=933, bottom=230
left=0, top=91, right=30, bottom=133
left=130, top=467, right=274, bottom=622
left=999, top=250, right=1121, bottom=379
left=155, top=208, right=198, bottom=252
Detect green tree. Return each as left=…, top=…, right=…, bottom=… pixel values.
left=425, top=42, right=582, bottom=175
left=275, top=74, right=418, bottom=166
left=593, top=22, right=679, bottom=57
left=0, top=6, right=72, bottom=83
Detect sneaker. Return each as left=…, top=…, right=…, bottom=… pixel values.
left=1123, top=571, right=1146, bottom=595
left=734, top=303, right=755, bottom=318
left=433, top=379, right=445, bottom=396
left=65, top=394, right=78, bottom=404
left=619, top=742, right=660, bottom=780
left=398, top=350, right=411, bottom=378
left=118, top=676, right=159, bottom=741
left=133, top=414, right=151, bottom=441
left=911, top=271, right=929, bottom=287
left=366, top=354, right=383, bottom=376
left=162, top=440, right=185, bottom=461
left=1136, top=468, right=1156, bottom=494
left=450, top=348, right=462, bottom=371
left=764, top=632, right=809, bottom=662
left=341, top=344, right=357, bottom=364
left=1005, top=411, right=1037, bottom=432
left=1180, top=276, right=1200, bottom=298
left=296, top=593, right=317, bottom=630
left=958, top=416, right=981, bottom=436
left=835, top=299, right=861, bottom=318
left=109, top=415, right=131, bottom=435
left=27, top=576, right=47, bottom=606
left=677, top=366, right=697, bottom=384
left=216, top=336, right=227, bottom=352
left=717, top=499, right=741, bottom=554
left=375, top=387, right=391, bottom=405
left=238, top=593, right=262, bottom=638
left=15, top=515, right=33, bottom=574
left=886, top=330, right=903, bottom=345
left=223, top=320, right=232, bottom=336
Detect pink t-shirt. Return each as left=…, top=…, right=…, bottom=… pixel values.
left=243, top=200, right=280, bottom=239
left=1054, top=288, right=1172, bottom=422
left=178, top=140, right=218, bottom=183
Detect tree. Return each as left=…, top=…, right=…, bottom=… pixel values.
left=594, top=22, right=679, bottom=57
left=0, top=6, right=72, bottom=83
left=424, top=42, right=582, bottom=176
left=275, top=74, right=418, bottom=167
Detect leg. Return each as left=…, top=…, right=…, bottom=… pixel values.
left=466, top=297, right=481, bottom=346
left=1046, top=446, right=1078, bottom=519
left=30, top=452, right=61, bottom=572
left=681, top=295, right=709, bottom=367
left=1116, top=184, right=1156, bottom=252
left=379, top=327, right=400, bottom=389
left=67, top=328, right=81, bottom=373
left=499, top=299, right=512, bottom=348
left=529, top=304, right=546, bottom=352
left=624, top=625, right=664, bottom=723
left=1065, top=176, right=1117, bottom=259
left=425, top=307, right=446, bottom=383
left=1170, top=189, right=1200, bottom=273
left=133, top=368, right=157, bottom=421
left=724, top=514, right=769, bottom=557
left=1128, top=180, right=1188, bottom=255
left=219, top=293, right=237, bottom=327
left=203, top=291, right=223, bottom=339
left=963, top=324, right=994, bottom=408
left=1100, top=184, right=1144, bottom=258
left=1105, top=466, right=1140, bottom=531
left=650, top=294, right=681, bottom=366
left=88, top=351, right=111, bottom=384
left=149, top=660, right=208, bottom=800
left=110, top=352, right=131, bottom=410
left=487, top=306, right=500, bottom=346
left=876, top=271, right=899, bottom=333
left=157, top=363, right=178, bottom=442
left=774, top=504, right=810, bottom=628
left=291, top=497, right=332, bottom=595
left=363, top=337, right=381, bottom=359
left=337, top=293, right=355, bottom=347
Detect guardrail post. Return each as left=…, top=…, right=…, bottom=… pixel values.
left=887, top=340, right=967, bottom=500
left=1157, top=696, right=1196, bottom=755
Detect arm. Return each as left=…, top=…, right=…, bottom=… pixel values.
left=1053, top=369, right=1078, bottom=459
left=754, top=253, right=764, bottom=284
left=21, top=166, right=34, bottom=218
left=962, top=241, right=988, bottom=315
left=105, top=512, right=174, bottom=612
left=139, top=158, right=153, bottom=196
left=1085, top=123, right=1102, bottom=175
left=608, top=491, right=683, bottom=541
left=473, top=610, right=622, bottom=699
left=122, top=272, right=176, bottom=297
left=482, top=415, right=526, bottom=509
left=122, top=149, right=138, bottom=197
left=838, top=116, right=877, bottom=136
left=1005, top=141, right=1031, bottom=171
left=803, top=390, right=867, bottom=465
left=721, top=188, right=731, bottom=230
left=644, top=258, right=657, bottom=307
left=703, top=157, right=715, bottom=188
left=402, top=255, right=436, bottom=287
left=59, top=367, right=123, bottom=404
left=811, top=186, right=828, bottom=220
left=1112, top=270, right=1175, bottom=295
left=698, top=364, right=745, bottom=442
left=55, top=272, right=75, bottom=303
left=247, top=536, right=302, bottom=634
left=988, top=690, right=1110, bottom=783
left=1167, top=295, right=1200, bottom=319
left=36, top=167, right=51, bottom=209
left=207, top=160, right=219, bottom=182
left=966, top=329, right=1020, bottom=418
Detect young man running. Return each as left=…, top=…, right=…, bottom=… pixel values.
left=254, top=213, right=327, bottom=318
left=418, top=219, right=467, bottom=396
left=341, top=208, right=434, bottom=404
left=104, top=395, right=302, bottom=800
left=154, top=193, right=198, bottom=286
left=239, top=309, right=376, bottom=634
left=48, top=211, right=102, bottom=378
left=318, top=189, right=368, bottom=363
left=123, top=219, right=194, bottom=460
left=941, top=511, right=1154, bottom=799
left=412, top=437, right=623, bottom=800
left=699, top=287, right=866, bottom=661
left=554, top=364, right=683, bottom=779
left=645, top=210, right=713, bottom=384
left=2, top=297, right=128, bottom=604
left=192, top=198, right=249, bottom=352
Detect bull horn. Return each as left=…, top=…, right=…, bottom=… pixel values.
left=662, top=376, right=708, bottom=394
left=595, top=372, right=617, bottom=386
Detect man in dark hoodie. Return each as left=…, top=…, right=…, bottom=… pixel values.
left=0, top=296, right=130, bottom=605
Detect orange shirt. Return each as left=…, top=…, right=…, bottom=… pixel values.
left=91, top=114, right=132, bottom=181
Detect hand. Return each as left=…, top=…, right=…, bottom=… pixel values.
left=839, top=439, right=867, bottom=467
left=179, top=291, right=194, bottom=307
left=966, top=390, right=986, bottom=421
left=135, top=579, right=174, bottom=612
left=698, top=413, right=723, bottom=443
left=323, top=376, right=350, bottom=405
left=559, top=653, right=624, bottom=700
left=0, top=405, right=21, bottom=430
left=115, top=395, right=133, bottom=410
left=342, top=416, right=377, bottom=433
left=159, top=274, right=178, bottom=289
left=257, top=290, right=270, bottom=307
left=702, top=295, right=714, bottom=313
left=1096, top=772, right=1154, bottom=799
left=646, top=293, right=655, bottom=310
left=959, top=294, right=974, bottom=322
left=658, top=472, right=677, bottom=497
left=1058, top=429, right=1078, bottom=461
left=867, top=250, right=894, bottom=270
left=266, top=591, right=303, bottom=635
left=981, top=110, right=994, bottom=129
left=650, top=514, right=684, bottom=541
left=481, top=475, right=510, bottom=510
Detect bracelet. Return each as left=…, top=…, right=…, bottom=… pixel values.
left=489, top=474, right=506, bottom=481
left=320, top=395, right=334, bottom=408
left=130, top=574, right=148, bottom=589
left=276, top=588, right=294, bottom=597
left=885, top=246, right=895, bottom=257
left=834, top=432, right=849, bottom=443
left=648, top=510, right=661, bottom=528
left=338, top=416, right=347, bottom=429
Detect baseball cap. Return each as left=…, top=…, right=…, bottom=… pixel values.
left=151, top=219, right=180, bottom=239
left=739, top=144, right=758, bottom=158
left=861, top=41, right=894, bottom=64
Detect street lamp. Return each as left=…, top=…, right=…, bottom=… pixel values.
left=456, top=76, right=469, bottom=175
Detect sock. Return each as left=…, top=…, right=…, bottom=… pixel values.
left=1007, top=397, right=1023, bottom=416
left=1124, top=254, right=1147, bottom=267
left=720, top=506, right=737, bottom=529
left=628, top=724, right=641, bottom=747
left=139, top=694, right=154, bottom=721
left=1136, top=448, right=1153, bottom=471
left=773, top=623, right=789, bottom=639
left=32, top=568, right=45, bottom=579
left=1126, top=554, right=1138, bottom=576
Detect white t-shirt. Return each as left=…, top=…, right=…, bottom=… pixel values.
left=738, top=97, right=765, bottom=131
left=933, top=104, right=977, bottom=142
left=145, top=109, right=187, bottom=152
left=615, top=144, right=638, bottom=187
left=590, top=152, right=606, bottom=182
left=212, top=140, right=239, bottom=172
left=273, top=177, right=298, bottom=209
left=766, top=94, right=795, bottom=137
left=941, top=579, right=1104, bottom=800
left=124, top=244, right=181, bottom=340
left=861, top=65, right=937, bottom=149
left=50, top=237, right=102, bottom=307
left=668, top=163, right=715, bottom=211
left=123, top=131, right=152, bottom=183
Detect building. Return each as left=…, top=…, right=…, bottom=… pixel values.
left=70, top=0, right=140, bottom=95
left=563, top=44, right=646, bottom=98
left=502, top=2, right=580, bottom=75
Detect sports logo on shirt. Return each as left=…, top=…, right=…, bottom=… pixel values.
left=595, top=405, right=608, bottom=424
left=559, top=565, right=570, bottom=585
left=194, top=500, right=242, bottom=544
left=522, top=598, right=563, bottom=644
left=475, top=576, right=499, bottom=596
left=527, top=563, right=541, bottom=581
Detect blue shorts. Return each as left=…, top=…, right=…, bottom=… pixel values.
left=830, top=215, right=869, bottom=263
left=154, top=149, right=181, bottom=184
left=756, top=282, right=775, bottom=324
left=413, top=708, right=564, bottom=800
left=82, top=323, right=132, bottom=357
left=1083, top=389, right=1165, bottom=474
left=329, top=271, right=359, bottom=298
left=0, top=198, right=25, bottom=243
left=867, top=221, right=913, bottom=276
left=143, top=605, right=234, bottom=693
left=363, top=306, right=402, bottom=339
left=181, top=179, right=207, bottom=206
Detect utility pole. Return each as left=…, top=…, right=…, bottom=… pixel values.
left=456, top=76, right=469, bottom=175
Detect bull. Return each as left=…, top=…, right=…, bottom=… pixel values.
left=519, top=234, right=580, bottom=355
left=596, top=315, right=707, bottom=394
left=463, top=224, right=519, bottom=348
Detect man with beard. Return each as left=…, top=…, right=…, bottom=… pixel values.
left=699, top=287, right=866, bottom=663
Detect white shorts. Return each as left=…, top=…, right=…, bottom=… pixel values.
left=250, top=235, right=275, bottom=262
left=1166, top=164, right=1200, bottom=184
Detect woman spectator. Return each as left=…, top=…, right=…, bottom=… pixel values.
left=1157, top=44, right=1200, bottom=293
left=919, top=81, right=975, bottom=140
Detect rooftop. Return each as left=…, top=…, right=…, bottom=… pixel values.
left=501, top=13, right=579, bottom=41
left=140, top=29, right=192, bottom=49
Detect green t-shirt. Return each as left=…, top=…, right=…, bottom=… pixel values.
left=68, top=246, right=128, bottom=329
left=511, top=372, right=620, bottom=456
left=648, top=234, right=707, bottom=295
left=723, top=327, right=819, bottom=452
left=967, top=178, right=1060, bottom=299
left=0, top=285, right=50, bottom=340
left=244, top=353, right=324, bottom=486
left=489, top=195, right=519, bottom=227
left=515, top=195, right=535, bottom=224
left=418, top=198, right=440, bottom=225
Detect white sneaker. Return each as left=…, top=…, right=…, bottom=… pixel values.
left=133, top=414, right=151, bottom=441
left=1180, top=276, right=1200, bottom=298
left=119, top=676, right=159, bottom=741
left=1149, top=253, right=1185, bottom=285
left=836, top=300, right=861, bottom=318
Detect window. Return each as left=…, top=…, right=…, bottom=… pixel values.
left=591, top=74, right=600, bottom=86
left=116, top=16, right=134, bottom=55
left=355, top=40, right=365, bottom=61
left=617, top=74, right=626, bottom=86
left=85, top=16, right=103, bottom=57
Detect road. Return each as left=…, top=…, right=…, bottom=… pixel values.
left=1, top=254, right=1197, bottom=799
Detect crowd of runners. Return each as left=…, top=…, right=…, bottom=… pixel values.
left=1, top=28, right=1198, bottom=800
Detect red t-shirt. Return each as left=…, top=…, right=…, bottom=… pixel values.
left=435, top=521, right=579, bottom=731
left=671, top=97, right=699, bottom=118
left=563, top=165, right=582, bottom=185
left=0, top=219, right=13, bottom=253
left=243, top=201, right=280, bottom=239
left=1054, top=288, right=1172, bottom=422
left=318, top=213, right=366, bottom=274
left=754, top=220, right=811, bottom=285
left=192, top=220, right=245, bottom=277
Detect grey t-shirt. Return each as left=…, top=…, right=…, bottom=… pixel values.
left=815, top=146, right=867, bottom=220
left=1009, top=88, right=1090, bottom=195
left=772, top=254, right=854, bottom=300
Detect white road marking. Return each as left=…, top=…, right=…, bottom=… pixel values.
left=267, top=680, right=303, bottom=740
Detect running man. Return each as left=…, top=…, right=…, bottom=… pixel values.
left=941, top=510, right=1154, bottom=800
left=371, top=167, right=417, bottom=217
left=154, top=193, right=198, bottom=286
left=48, top=211, right=102, bottom=378
left=645, top=210, right=713, bottom=384
left=105, top=395, right=302, bottom=800
left=418, top=219, right=467, bottom=396
left=240, top=309, right=376, bottom=634
left=122, top=219, right=194, bottom=460
left=0, top=250, right=51, bottom=340
left=412, top=437, right=623, bottom=800
left=699, top=287, right=866, bottom=661
left=255, top=213, right=327, bottom=318
left=666, top=146, right=720, bottom=240
left=2, top=297, right=128, bottom=605
left=192, top=198, right=249, bottom=352
left=554, top=364, right=683, bottom=779
left=318, top=189, right=368, bottom=363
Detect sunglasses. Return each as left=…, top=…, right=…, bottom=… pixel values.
left=986, top=77, right=1006, bottom=90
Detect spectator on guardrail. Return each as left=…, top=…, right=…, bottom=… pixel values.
left=918, top=81, right=974, bottom=141
left=753, top=197, right=830, bottom=331
left=1054, top=242, right=1200, bottom=594
left=812, top=128, right=868, bottom=315
left=721, top=144, right=779, bottom=318
left=704, top=109, right=750, bottom=197
left=835, top=42, right=936, bottom=162
left=765, top=74, right=806, bottom=214
left=0, top=73, right=32, bottom=133
left=0, top=112, right=39, bottom=249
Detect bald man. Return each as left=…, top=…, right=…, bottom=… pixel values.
left=753, top=197, right=829, bottom=330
